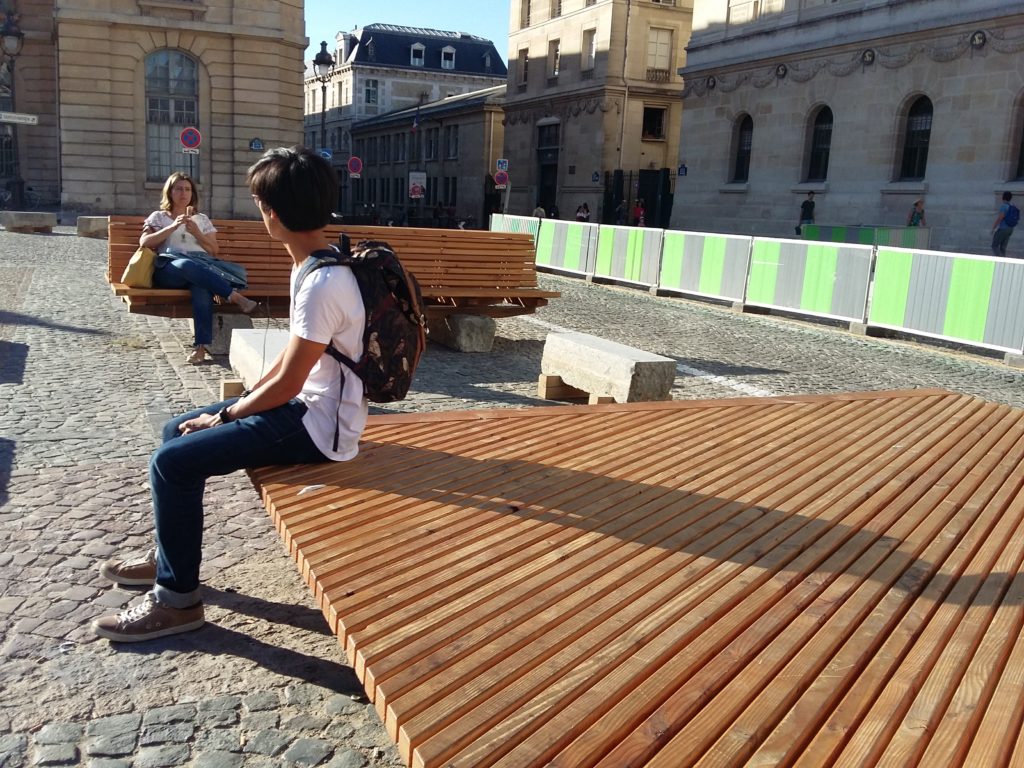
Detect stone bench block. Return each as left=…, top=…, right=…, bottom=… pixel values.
left=540, top=331, right=677, bottom=403
left=77, top=216, right=109, bottom=239
left=229, top=328, right=289, bottom=388
left=427, top=314, right=496, bottom=352
left=1, top=211, right=57, bottom=233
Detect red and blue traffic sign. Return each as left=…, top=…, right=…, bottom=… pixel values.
left=347, top=156, right=363, bottom=175
left=180, top=127, right=202, bottom=150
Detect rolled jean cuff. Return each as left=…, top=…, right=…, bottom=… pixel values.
left=154, top=583, right=202, bottom=609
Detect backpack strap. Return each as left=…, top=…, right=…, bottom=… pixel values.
left=294, top=246, right=354, bottom=452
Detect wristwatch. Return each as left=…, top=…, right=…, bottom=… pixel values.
left=217, top=406, right=235, bottom=424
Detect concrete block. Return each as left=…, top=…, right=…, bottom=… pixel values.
left=540, top=331, right=677, bottom=403
left=76, top=215, right=109, bottom=238
left=1005, top=352, right=1024, bottom=370
left=427, top=314, right=496, bottom=352
left=229, top=328, right=289, bottom=389
left=1, top=211, right=57, bottom=233
left=192, top=313, right=253, bottom=357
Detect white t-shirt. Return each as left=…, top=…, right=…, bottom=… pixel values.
left=290, top=259, right=368, bottom=461
left=143, top=210, right=216, bottom=253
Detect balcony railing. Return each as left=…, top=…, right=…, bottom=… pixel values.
left=646, top=68, right=670, bottom=83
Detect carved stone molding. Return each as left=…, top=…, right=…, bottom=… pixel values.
left=504, top=95, right=618, bottom=125
left=683, top=24, right=1024, bottom=100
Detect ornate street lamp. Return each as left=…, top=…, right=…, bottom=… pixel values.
left=1, top=9, right=24, bottom=207
left=312, top=41, right=335, bottom=151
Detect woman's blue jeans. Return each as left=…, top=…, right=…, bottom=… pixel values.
left=149, top=398, right=328, bottom=608
left=153, top=254, right=233, bottom=347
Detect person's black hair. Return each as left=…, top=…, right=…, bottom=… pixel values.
left=247, top=146, right=338, bottom=232
left=1004, top=191, right=1014, bottom=202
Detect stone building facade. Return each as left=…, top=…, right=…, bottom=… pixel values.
left=503, top=0, right=693, bottom=226
left=1, top=0, right=305, bottom=217
left=302, top=24, right=506, bottom=216
left=672, top=0, right=1024, bottom=254
left=348, top=84, right=505, bottom=228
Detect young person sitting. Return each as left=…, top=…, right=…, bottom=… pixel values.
left=92, top=147, right=368, bottom=642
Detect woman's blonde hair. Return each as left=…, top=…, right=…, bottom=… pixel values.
left=160, top=172, right=199, bottom=212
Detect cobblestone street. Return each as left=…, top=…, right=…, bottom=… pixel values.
left=2, top=227, right=1023, bottom=768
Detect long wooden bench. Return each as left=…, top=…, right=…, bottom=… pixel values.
left=250, top=388, right=1024, bottom=766
left=106, top=216, right=559, bottom=319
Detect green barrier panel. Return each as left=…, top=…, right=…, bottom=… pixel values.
left=746, top=240, right=780, bottom=305
left=535, top=222, right=556, bottom=267
left=489, top=214, right=539, bottom=238
left=869, top=249, right=913, bottom=328
left=658, top=231, right=751, bottom=302
left=745, top=237, right=872, bottom=322
left=869, top=247, right=1024, bottom=352
left=594, top=225, right=663, bottom=287
left=534, top=219, right=597, bottom=275
left=804, top=224, right=930, bottom=250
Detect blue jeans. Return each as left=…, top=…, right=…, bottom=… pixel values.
left=992, top=227, right=1013, bottom=257
left=149, top=398, right=328, bottom=607
left=153, top=254, right=233, bottom=346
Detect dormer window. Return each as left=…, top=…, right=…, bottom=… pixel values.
left=483, top=52, right=492, bottom=72
left=410, top=43, right=425, bottom=67
left=441, top=46, right=455, bottom=70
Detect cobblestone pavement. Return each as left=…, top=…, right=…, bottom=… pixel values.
left=1, top=227, right=1023, bottom=768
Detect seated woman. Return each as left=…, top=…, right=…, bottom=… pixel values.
left=141, top=172, right=258, bottom=364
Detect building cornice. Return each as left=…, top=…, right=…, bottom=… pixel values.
left=502, top=91, right=620, bottom=126
left=682, top=21, right=1024, bottom=99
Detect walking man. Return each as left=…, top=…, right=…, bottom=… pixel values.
left=992, top=191, right=1019, bottom=257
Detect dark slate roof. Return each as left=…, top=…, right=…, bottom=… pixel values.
left=352, top=84, right=506, bottom=133
left=347, top=23, right=507, bottom=76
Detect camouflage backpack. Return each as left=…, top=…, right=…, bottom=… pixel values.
left=295, top=235, right=427, bottom=406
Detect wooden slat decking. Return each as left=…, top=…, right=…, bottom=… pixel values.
left=249, top=389, right=1024, bottom=767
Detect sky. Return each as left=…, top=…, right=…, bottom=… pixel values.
left=303, top=0, right=513, bottom=66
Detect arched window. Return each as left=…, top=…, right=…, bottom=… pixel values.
left=899, top=96, right=932, bottom=181
left=732, top=114, right=753, bottom=182
left=806, top=106, right=833, bottom=182
left=145, top=50, right=198, bottom=181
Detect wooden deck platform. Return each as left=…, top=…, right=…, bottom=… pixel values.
left=249, top=389, right=1024, bottom=767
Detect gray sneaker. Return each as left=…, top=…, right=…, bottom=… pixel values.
left=99, top=549, right=157, bottom=586
left=92, top=592, right=204, bottom=642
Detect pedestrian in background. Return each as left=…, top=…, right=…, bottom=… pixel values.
left=992, top=191, right=1019, bottom=257
left=796, top=191, right=815, bottom=235
left=532, top=203, right=546, bottom=218
left=614, top=200, right=628, bottom=225
left=907, top=198, right=927, bottom=227
left=633, top=199, right=646, bottom=227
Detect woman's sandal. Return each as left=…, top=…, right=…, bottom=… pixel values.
left=186, top=347, right=209, bottom=365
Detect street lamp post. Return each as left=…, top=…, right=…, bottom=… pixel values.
left=1, top=10, right=25, bottom=208
left=312, top=41, right=335, bottom=151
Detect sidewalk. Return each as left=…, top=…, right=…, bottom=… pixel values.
left=2, top=226, right=1023, bottom=768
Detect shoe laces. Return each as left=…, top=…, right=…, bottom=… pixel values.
left=122, top=549, right=156, bottom=568
left=118, top=593, right=160, bottom=626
